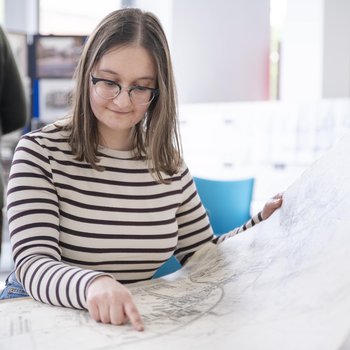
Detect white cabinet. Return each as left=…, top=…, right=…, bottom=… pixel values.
left=179, top=99, right=350, bottom=208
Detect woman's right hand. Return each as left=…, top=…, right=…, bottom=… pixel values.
left=86, top=275, right=144, bottom=331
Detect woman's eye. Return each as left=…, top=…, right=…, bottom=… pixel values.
left=134, top=86, right=147, bottom=92
left=103, top=80, right=115, bottom=87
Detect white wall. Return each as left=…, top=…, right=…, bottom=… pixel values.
left=4, top=0, right=38, bottom=34
left=322, top=0, right=350, bottom=98
left=279, top=0, right=350, bottom=100
left=0, top=0, right=4, bottom=24
left=171, top=0, right=270, bottom=104
left=279, top=0, right=324, bottom=101
left=134, top=0, right=173, bottom=45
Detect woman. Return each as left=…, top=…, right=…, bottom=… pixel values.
left=0, top=8, right=282, bottom=331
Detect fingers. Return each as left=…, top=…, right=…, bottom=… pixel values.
left=92, top=300, right=143, bottom=331
left=124, top=301, right=144, bottom=331
left=273, top=192, right=283, bottom=200
left=87, top=302, right=100, bottom=322
left=261, top=193, right=283, bottom=220
left=99, top=302, right=111, bottom=324
left=270, top=192, right=283, bottom=209
left=110, top=304, right=126, bottom=326
left=88, top=300, right=128, bottom=326
left=271, top=196, right=283, bottom=208
left=86, top=277, right=144, bottom=331
left=87, top=298, right=112, bottom=324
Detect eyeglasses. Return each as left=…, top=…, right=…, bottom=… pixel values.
left=90, top=74, right=159, bottom=106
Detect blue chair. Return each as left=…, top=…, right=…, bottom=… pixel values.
left=193, top=176, right=255, bottom=235
left=153, top=176, right=254, bottom=278
left=153, top=255, right=182, bottom=279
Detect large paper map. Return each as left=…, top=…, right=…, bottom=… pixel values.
left=1, top=134, right=350, bottom=350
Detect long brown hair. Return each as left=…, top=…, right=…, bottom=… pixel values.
left=66, top=8, right=182, bottom=182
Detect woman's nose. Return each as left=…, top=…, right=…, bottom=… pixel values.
left=112, top=89, right=131, bottom=107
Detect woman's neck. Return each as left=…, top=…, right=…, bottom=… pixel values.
left=99, top=128, right=134, bottom=151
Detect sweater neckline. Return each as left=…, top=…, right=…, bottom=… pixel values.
left=97, top=145, right=137, bottom=159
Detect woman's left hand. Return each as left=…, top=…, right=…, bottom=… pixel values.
left=261, top=193, right=283, bottom=220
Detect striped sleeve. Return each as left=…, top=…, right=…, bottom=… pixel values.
left=174, top=166, right=264, bottom=261
left=214, top=211, right=263, bottom=244
left=7, top=134, right=110, bottom=309
left=174, top=166, right=215, bottom=264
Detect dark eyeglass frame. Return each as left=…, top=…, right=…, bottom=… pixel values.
left=90, top=74, right=159, bottom=105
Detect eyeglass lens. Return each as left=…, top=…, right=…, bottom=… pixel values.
left=95, top=81, right=154, bottom=105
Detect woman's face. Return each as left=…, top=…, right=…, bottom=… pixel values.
left=90, top=45, right=157, bottom=150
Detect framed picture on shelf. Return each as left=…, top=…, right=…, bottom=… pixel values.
left=38, top=79, right=74, bottom=124
left=29, top=35, right=86, bottom=79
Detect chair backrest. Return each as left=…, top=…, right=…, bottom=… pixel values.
left=152, top=255, right=182, bottom=279
left=153, top=176, right=254, bottom=278
left=193, top=176, right=255, bottom=235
